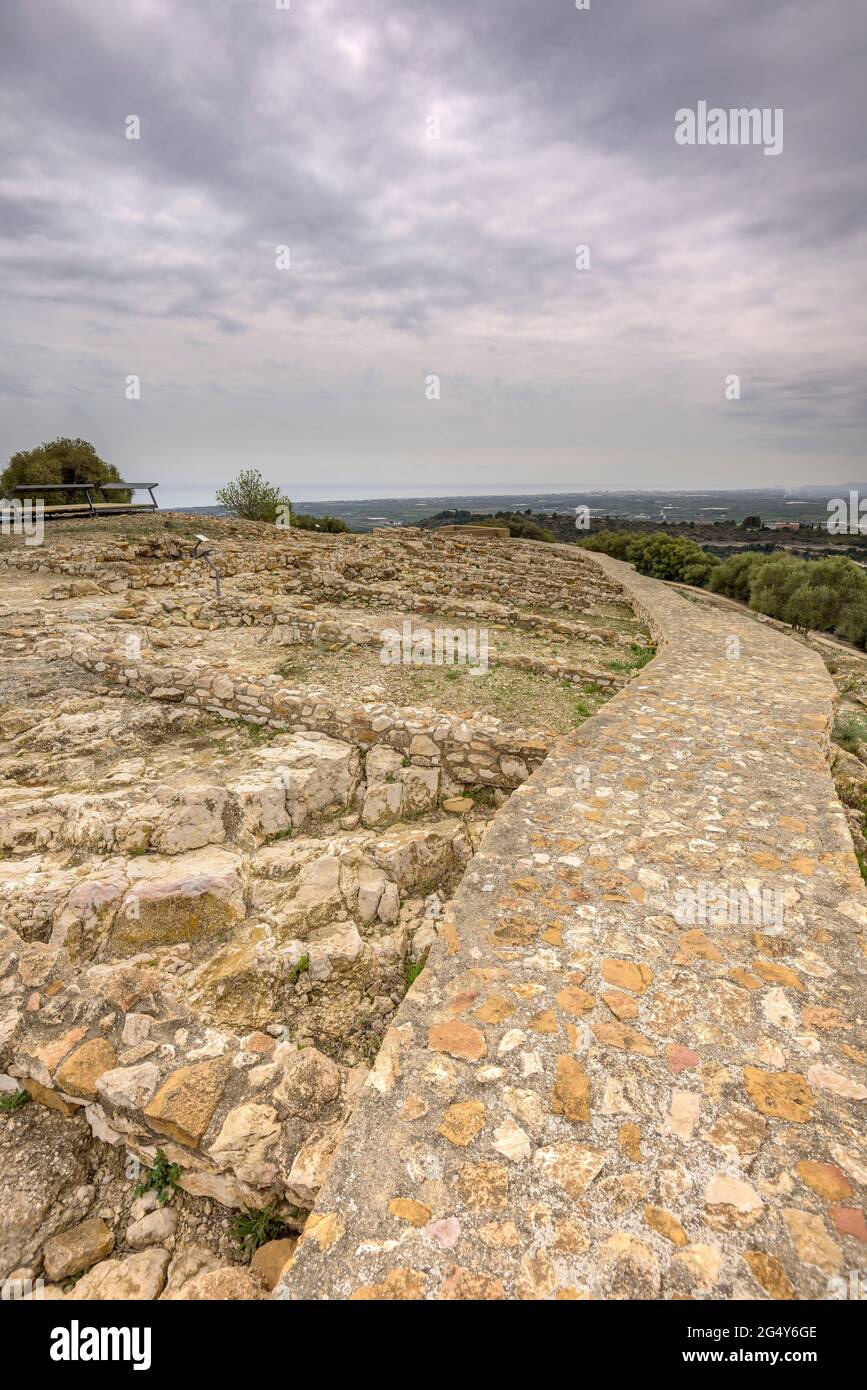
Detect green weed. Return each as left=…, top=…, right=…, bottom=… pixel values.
left=134, top=1148, right=181, bottom=1206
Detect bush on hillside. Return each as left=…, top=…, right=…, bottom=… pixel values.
left=581, top=530, right=719, bottom=586
left=712, top=550, right=867, bottom=645
left=747, top=554, right=806, bottom=620
left=484, top=515, right=554, bottom=542
left=708, top=552, right=774, bottom=602
left=582, top=529, right=867, bottom=649
left=216, top=469, right=289, bottom=523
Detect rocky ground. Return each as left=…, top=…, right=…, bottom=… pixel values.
left=0, top=515, right=649, bottom=1299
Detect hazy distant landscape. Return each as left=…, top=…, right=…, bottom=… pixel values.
left=175, top=485, right=865, bottom=532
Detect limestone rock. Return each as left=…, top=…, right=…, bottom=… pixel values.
left=273, top=1049, right=341, bottom=1120
left=74, top=1248, right=171, bottom=1300
left=143, top=1057, right=231, bottom=1147
left=125, top=1207, right=178, bottom=1250
left=172, top=1266, right=268, bottom=1300
left=251, top=1237, right=298, bottom=1289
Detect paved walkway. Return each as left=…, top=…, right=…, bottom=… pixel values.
left=283, top=552, right=867, bottom=1300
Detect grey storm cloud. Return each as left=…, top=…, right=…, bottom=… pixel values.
left=0, top=0, right=864, bottom=497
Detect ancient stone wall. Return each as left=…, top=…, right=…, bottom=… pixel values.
left=69, top=647, right=554, bottom=788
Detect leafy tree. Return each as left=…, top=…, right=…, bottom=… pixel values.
left=785, top=582, right=838, bottom=633
left=741, top=515, right=762, bottom=529
left=708, top=552, right=773, bottom=602
left=834, top=595, right=867, bottom=648
left=215, top=469, right=289, bottom=523
left=580, top=530, right=633, bottom=560
left=580, top=530, right=718, bottom=586
left=802, top=557, right=867, bottom=645
left=1, top=438, right=130, bottom=504
left=748, top=554, right=806, bottom=620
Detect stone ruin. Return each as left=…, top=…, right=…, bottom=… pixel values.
left=4, top=519, right=861, bottom=1302
left=0, top=518, right=652, bottom=1297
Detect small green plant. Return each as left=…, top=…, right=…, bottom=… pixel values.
left=405, top=956, right=425, bottom=987
left=444, top=668, right=461, bottom=681
left=268, top=826, right=293, bottom=842
left=0, top=1088, right=31, bottom=1112
left=289, top=954, right=310, bottom=983
left=244, top=721, right=275, bottom=743
left=134, top=1148, right=181, bottom=1206
left=606, top=643, right=656, bottom=674
left=834, top=711, right=867, bottom=754
left=574, top=698, right=591, bottom=719
left=231, top=1204, right=289, bottom=1259
left=358, top=1033, right=381, bottom=1066
left=468, top=785, right=497, bottom=807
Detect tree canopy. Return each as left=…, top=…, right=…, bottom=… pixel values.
left=1, top=438, right=130, bottom=503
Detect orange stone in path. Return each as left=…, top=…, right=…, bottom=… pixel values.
left=743, top=1067, right=814, bottom=1123
left=427, top=1020, right=487, bottom=1060
left=388, top=1198, right=432, bottom=1227
left=795, top=1161, right=854, bottom=1203
left=551, top=1055, right=592, bottom=1123
left=743, top=1250, right=795, bottom=1300
left=831, top=1206, right=867, bottom=1242
left=601, top=958, right=653, bottom=995
left=666, top=1044, right=700, bottom=1074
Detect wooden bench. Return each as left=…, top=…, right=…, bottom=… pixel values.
left=3, top=482, right=159, bottom=519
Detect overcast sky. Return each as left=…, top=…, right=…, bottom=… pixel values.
left=1, top=0, right=865, bottom=501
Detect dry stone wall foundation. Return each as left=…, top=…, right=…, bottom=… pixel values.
left=282, top=550, right=867, bottom=1300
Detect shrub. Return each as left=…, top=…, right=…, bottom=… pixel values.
left=1, top=438, right=130, bottom=504
left=833, top=711, right=867, bottom=754
left=583, top=529, right=867, bottom=650
left=581, top=531, right=718, bottom=585
left=734, top=552, right=867, bottom=646
left=784, top=581, right=840, bottom=633
left=134, top=1148, right=181, bottom=1206
left=833, top=595, right=867, bottom=648
left=405, top=956, right=425, bottom=987
left=0, top=1088, right=31, bottom=1112
left=231, top=1204, right=289, bottom=1258
left=216, top=469, right=289, bottom=523
left=708, top=552, right=774, bottom=602
left=500, top=517, right=554, bottom=542
left=580, top=530, right=634, bottom=560
left=747, top=554, right=807, bottom=619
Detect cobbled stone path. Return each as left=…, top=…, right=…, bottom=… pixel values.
left=283, top=551, right=867, bottom=1300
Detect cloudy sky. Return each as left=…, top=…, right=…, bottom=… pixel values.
left=1, top=0, right=865, bottom=503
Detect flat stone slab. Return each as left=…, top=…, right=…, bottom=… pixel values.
left=283, top=550, right=867, bottom=1300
